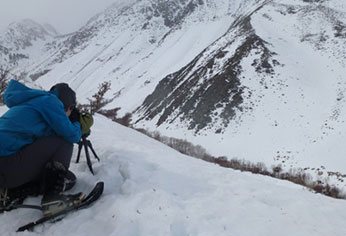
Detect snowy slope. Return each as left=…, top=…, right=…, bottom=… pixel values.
left=1, top=106, right=346, bottom=235
left=133, top=0, right=346, bottom=182
left=1, top=0, right=346, bottom=196
left=28, top=0, right=236, bottom=111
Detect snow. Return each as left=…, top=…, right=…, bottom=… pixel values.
left=14, top=0, right=238, bottom=114
left=130, top=0, right=346, bottom=190
left=1, top=1, right=346, bottom=233
left=1, top=108, right=346, bottom=235
left=2, top=1, right=346, bottom=176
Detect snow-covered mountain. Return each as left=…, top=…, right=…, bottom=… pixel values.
left=0, top=19, right=58, bottom=68
left=1, top=0, right=346, bottom=186
left=1, top=106, right=346, bottom=236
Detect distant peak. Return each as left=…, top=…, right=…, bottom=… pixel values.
left=8, top=19, right=42, bottom=29
left=1, top=18, right=58, bottom=50
left=6, top=19, right=58, bottom=36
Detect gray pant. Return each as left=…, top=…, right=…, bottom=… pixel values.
left=0, top=136, right=73, bottom=188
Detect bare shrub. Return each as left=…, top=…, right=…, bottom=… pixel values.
left=136, top=128, right=150, bottom=136
left=0, top=68, right=9, bottom=104
left=250, top=162, right=267, bottom=174
left=215, top=156, right=231, bottom=168
left=201, top=153, right=214, bottom=162
left=98, top=107, right=121, bottom=121
left=229, top=158, right=243, bottom=170
left=272, top=164, right=283, bottom=177
left=311, top=182, right=344, bottom=199
left=136, top=129, right=214, bottom=161
left=327, top=185, right=341, bottom=198
left=134, top=128, right=346, bottom=200
left=78, top=81, right=133, bottom=127
left=0, top=68, right=31, bottom=104
left=115, top=112, right=132, bottom=127
left=312, top=184, right=324, bottom=194
left=80, top=81, right=113, bottom=114
left=285, top=169, right=312, bottom=186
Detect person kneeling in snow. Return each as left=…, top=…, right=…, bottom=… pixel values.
left=0, top=79, right=93, bottom=216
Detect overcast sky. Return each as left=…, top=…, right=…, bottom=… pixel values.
left=0, top=0, right=118, bottom=34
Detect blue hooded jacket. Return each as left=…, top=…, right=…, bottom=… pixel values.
left=0, top=80, right=82, bottom=156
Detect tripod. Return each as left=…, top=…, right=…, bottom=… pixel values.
left=76, top=132, right=100, bottom=175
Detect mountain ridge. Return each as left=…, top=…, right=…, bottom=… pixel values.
left=1, top=0, right=346, bottom=182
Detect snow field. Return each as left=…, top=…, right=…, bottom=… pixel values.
left=1, top=109, right=346, bottom=235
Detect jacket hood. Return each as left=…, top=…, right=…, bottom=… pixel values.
left=4, top=80, right=54, bottom=108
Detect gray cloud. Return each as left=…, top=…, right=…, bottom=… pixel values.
left=0, top=0, right=118, bottom=34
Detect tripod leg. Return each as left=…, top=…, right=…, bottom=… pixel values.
left=86, top=141, right=100, bottom=162
left=83, top=142, right=95, bottom=175
left=76, top=141, right=83, bottom=163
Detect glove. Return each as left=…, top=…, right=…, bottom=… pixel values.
left=79, top=113, right=94, bottom=135
left=69, top=108, right=80, bottom=123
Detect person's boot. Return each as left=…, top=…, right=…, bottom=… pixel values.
left=0, top=187, right=22, bottom=211
left=0, top=182, right=40, bottom=211
left=40, top=161, right=85, bottom=217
